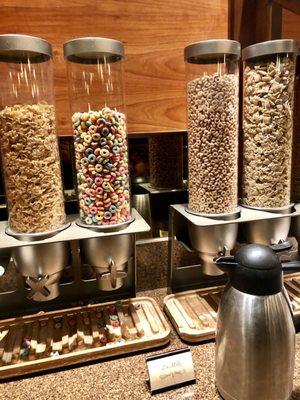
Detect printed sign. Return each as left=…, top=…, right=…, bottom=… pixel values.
left=146, top=347, right=196, bottom=394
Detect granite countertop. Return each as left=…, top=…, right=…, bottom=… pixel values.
left=2, top=288, right=300, bottom=400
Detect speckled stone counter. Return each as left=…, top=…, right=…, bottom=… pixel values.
left=2, top=288, right=300, bottom=400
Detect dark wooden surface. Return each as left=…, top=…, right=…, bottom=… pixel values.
left=0, top=0, right=227, bottom=135
left=275, top=0, right=300, bottom=16
left=282, top=8, right=300, bottom=39
left=228, top=0, right=282, bottom=47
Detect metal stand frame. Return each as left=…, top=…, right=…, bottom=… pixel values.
left=0, top=208, right=150, bottom=318
left=168, top=204, right=300, bottom=294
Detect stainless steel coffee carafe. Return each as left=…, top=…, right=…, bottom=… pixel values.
left=215, top=244, right=300, bottom=400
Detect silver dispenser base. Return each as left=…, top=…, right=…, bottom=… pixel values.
left=80, top=234, right=134, bottom=291
left=12, top=241, right=70, bottom=301
left=0, top=209, right=150, bottom=317
left=168, top=204, right=300, bottom=293
left=243, top=204, right=294, bottom=245
left=167, top=204, right=237, bottom=292
left=186, top=207, right=240, bottom=276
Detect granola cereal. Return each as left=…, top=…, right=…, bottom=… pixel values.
left=0, top=102, right=66, bottom=233
left=242, top=56, right=295, bottom=208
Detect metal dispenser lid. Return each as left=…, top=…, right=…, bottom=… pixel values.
left=0, top=34, right=52, bottom=62
left=242, top=39, right=299, bottom=61
left=63, top=37, right=124, bottom=64
left=184, top=39, right=241, bottom=63
left=215, top=244, right=282, bottom=295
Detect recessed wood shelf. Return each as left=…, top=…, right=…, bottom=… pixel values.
left=0, top=297, right=170, bottom=380
left=164, top=273, right=300, bottom=343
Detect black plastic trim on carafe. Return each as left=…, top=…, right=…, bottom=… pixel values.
left=216, top=244, right=283, bottom=296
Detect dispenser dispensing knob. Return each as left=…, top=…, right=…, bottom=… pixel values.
left=26, top=275, right=51, bottom=300
left=100, top=260, right=127, bottom=289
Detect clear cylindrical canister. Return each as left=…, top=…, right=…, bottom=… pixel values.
left=292, top=50, right=300, bottom=202
left=149, top=133, right=183, bottom=190
left=242, top=39, right=298, bottom=208
left=185, top=40, right=240, bottom=214
left=64, top=37, right=130, bottom=227
left=0, top=34, right=66, bottom=234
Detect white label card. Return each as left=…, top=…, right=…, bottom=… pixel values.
left=146, top=347, right=196, bottom=394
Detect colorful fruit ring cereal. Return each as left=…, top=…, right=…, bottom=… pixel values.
left=72, top=107, right=130, bottom=226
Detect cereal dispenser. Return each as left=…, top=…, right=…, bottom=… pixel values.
left=64, top=37, right=133, bottom=291
left=185, top=39, right=240, bottom=215
left=0, top=34, right=66, bottom=235
left=242, top=39, right=299, bottom=247
left=165, top=41, right=300, bottom=341
left=183, top=39, right=241, bottom=275
left=292, top=49, right=300, bottom=203
left=64, top=37, right=130, bottom=229
left=0, top=34, right=69, bottom=301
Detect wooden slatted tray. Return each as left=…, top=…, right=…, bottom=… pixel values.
left=0, top=297, right=170, bottom=379
left=164, top=273, right=300, bottom=343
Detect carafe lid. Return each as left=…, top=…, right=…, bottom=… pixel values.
left=215, top=244, right=282, bottom=296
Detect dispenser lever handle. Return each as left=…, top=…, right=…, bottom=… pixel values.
left=270, top=240, right=293, bottom=253
left=26, top=275, right=51, bottom=300
left=109, top=260, right=117, bottom=289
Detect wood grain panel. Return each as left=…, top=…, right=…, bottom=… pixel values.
left=0, top=0, right=227, bottom=135
left=282, top=8, right=300, bottom=39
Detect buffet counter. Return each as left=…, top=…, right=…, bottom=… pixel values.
left=2, top=288, right=300, bottom=400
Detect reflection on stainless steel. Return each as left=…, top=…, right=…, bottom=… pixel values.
left=97, top=261, right=127, bottom=291
left=131, top=193, right=152, bottom=239
left=243, top=204, right=294, bottom=245
left=216, top=286, right=295, bottom=400
left=80, top=234, right=134, bottom=291
left=26, top=272, right=61, bottom=302
left=76, top=217, right=135, bottom=233
left=6, top=222, right=71, bottom=242
left=12, top=241, right=70, bottom=301
left=187, top=208, right=240, bottom=276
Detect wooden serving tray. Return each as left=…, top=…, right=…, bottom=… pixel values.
left=164, top=273, right=300, bottom=343
left=0, top=297, right=170, bottom=379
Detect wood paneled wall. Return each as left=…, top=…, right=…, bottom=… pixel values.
left=0, top=0, right=227, bottom=135
left=282, top=8, right=300, bottom=39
